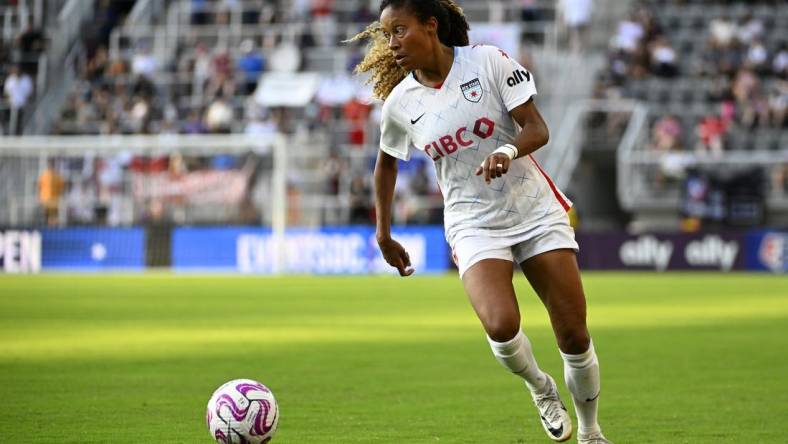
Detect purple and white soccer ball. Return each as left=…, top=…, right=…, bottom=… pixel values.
left=206, top=378, right=279, bottom=444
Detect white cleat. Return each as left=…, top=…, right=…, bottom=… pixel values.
left=531, top=374, right=572, bottom=442
left=577, top=430, right=613, bottom=444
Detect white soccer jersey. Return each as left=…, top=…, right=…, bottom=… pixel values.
left=379, top=45, right=572, bottom=246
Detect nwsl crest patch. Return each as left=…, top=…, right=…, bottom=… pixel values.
left=460, top=78, right=482, bottom=103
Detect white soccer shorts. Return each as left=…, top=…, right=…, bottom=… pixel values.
left=451, top=212, right=579, bottom=279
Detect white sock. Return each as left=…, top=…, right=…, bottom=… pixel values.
left=487, top=329, right=548, bottom=393
left=561, top=340, right=601, bottom=435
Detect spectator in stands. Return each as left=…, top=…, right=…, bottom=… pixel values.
left=346, top=43, right=365, bottom=73
left=519, top=0, right=541, bottom=22
left=607, top=49, right=629, bottom=85
left=66, top=178, right=97, bottom=225
left=613, top=13, right=643, bottom=54
left=205, top=48, right=235, bottom=99
left=127, top=95, right=152, bottom=133
left=773, top=43, right=787, bottom=79
left=348, top=173, right=371, bottom=224
left=310, top=0, right=337, bottom=47
left=704, top=38, right=741, bottom=77
left=245, top=107, right=278, bottom=141
left=706, top=75, right=732, bottom=103
left=57, top=95, right=79, bottom=132
left=323, top=150, right=345, bottom=196
left=708, top=15, right=736, bottom=49
left=237, top=39, right=266, bottom=95
left=85, top=45, right=110, bottom=83
left=630, top=44, right=651, bottom=80
left=744, top=38, right=769, bottom=73
left=15, top=19, right=45, bottom=55
left=38, top=159, right=64, bottom=226
left=246, top=0, right=278, bottom=25
left=97, top=155, right=128, bottom=226
left=182, top=109, right=209, bottom=134
left=14, top=18, right=45, bottom=76
left=204, top=96, right=234, bottom=133
left=772, top=164, right=788, bottom=195
left=343, top=94, right=371, bottom=146
left=767, top=80, right=787, bottom=128
left=649, top=36, right=678, bottom=77
left=287, top=180, right=301, bottom=225
left=634, top=5, right=660, bottom=43
left=91, top=0, right=124, bottom=49
left=649, top=114, right=682, bottom=152
left=131, top=44, right=158, bottom=78
left=190, top=42, right=213, bottom=95
left=106, top=53, right=128, bottom=78
left=3, top=65, right=33, bottom=134
left=213, top=1, right=235, bottom=26
left=352, top=1, right=375, bottom=24
left=736, top=13, right=763, bottom=46
left=560, top=0, right=593, bottom=53
left=191, top=0, right=211, bottom=24
left=733, top=67, right=769, bottom=128
left=720, top=95, right=736, bottom=125
left=695, top=115, right=727, bottom=156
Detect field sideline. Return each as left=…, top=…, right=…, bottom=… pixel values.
left=1, top=273, right=786, bottom=443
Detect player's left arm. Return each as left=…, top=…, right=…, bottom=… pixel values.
left=474, top=46, right=547, bottom=183
left=476, top=99, right=549, bottom=183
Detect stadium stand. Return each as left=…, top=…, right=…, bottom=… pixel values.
left=1, top=0, right=784, bottom=231
left=2, top=0, right=567, bottom=228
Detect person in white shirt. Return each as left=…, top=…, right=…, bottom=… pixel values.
left=3, top=65, right=33, bottom=133
left=349, top=1, right=612, bottom=443
left=3, top=65, right=33, bottom=110
left=560, top=0, right=593, bottom=52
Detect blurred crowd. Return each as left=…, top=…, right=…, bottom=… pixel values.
left=598, top=2, right=785, bottom=147
left=29, top=0, right=427, bottom=226
left=589, top=1, right=786, bottom=195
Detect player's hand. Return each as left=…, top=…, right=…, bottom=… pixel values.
left=377, top=237, right=415, bottom=277
left=475, top=153, right=511, bottom=184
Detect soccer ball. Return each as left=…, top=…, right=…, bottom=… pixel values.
left=206, top=378, right=279, bottom=443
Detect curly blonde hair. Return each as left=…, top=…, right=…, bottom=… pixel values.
left=347, top=0, right=470, bottom=101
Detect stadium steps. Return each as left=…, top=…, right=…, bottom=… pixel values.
left=19, top=1, right=96, bottom=134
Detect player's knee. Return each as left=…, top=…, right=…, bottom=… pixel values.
left=557, top=328, right=590, bottom=355
left=483, top=314, right=521, bottom=342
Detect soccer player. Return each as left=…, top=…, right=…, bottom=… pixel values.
left=349, top=1, right=613, bottom=443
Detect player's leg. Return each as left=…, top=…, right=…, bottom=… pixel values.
left=519, top=249, right=610, bottom=443
left=461, top=257, right=572, bottom=442
left=461, top=258, right=546, bottom=389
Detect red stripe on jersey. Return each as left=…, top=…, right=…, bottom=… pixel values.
left=528, top=155, right=571, bottom=212
left=433, top=80, right=444, bottom=89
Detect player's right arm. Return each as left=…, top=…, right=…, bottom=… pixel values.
left=374, top=150, right=414, bottom=277
left=375, top=97, right=415, bottom=277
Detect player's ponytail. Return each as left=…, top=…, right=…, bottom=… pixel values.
left=347, top=0, right=469, bottom=100
left=438, top=0, right=470, bottom=47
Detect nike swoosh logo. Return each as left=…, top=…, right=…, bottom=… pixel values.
left=541, top=416, right=564, bottom=438
left=586, top=392, right=600, bottom=402
left=410, top=113, right=425, bottom=124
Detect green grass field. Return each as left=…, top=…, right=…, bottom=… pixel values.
left=1, top=273, right=787, bottom=443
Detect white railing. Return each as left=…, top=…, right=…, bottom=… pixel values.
left=541, top=99, right=648, bottom=189
left=617, top=114, right=788, bottom=212
left=618, top=147, right=788, bottom=212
